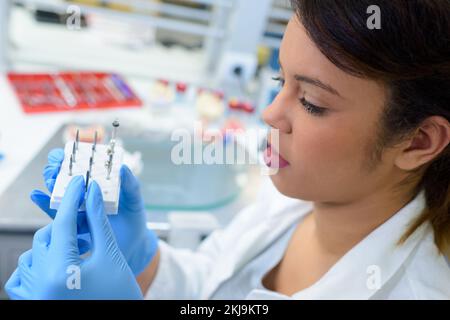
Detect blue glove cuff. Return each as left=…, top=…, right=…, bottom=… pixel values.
left=130, top=229, right=159, bottom=276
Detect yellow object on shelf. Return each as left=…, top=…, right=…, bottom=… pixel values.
left=257, top=46, right=271, bottom=67
left=66, top=0, right=132, bottom=12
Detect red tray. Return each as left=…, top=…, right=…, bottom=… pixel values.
left=8, top=72, right=142, bottom=114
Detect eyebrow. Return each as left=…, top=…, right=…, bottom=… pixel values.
left=279, top=59, right=342, bottom=98
left=293, top=75, right=342, bottom=98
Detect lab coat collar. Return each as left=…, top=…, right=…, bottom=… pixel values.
left=202, top=192, right=312, bottom=298
left=292, top=190, right=428, bottom=300
left=232, top=190, right=312, bottom=273
left=204, top=188, right=428, bottom=300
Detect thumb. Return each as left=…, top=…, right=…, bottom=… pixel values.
left=50, top=176, right=85, bottom=257
left=119, top=165, right=144, bottom=213
left=85, top=181, right=120, bottom=258
left=4, top=269, right=23, bottom=300
left=30, top=190, right=57, bottom=219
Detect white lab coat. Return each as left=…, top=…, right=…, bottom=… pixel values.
left=145, top=179, right=450, bottom=300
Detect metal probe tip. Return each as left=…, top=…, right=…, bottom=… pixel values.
left=69, top=154, right=73, bottom=176
left=72, top=142, right=76, bottom=162
left=75, top=129, right=80, bottom=150
left=93, top=131, right=98, bottom=151
left=85, top=171, right=90, bottom=192
left=89, top=157, right=93, bottom=175
left=91, top=144, right=95, bottom=161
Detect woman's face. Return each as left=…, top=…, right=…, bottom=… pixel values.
left=263, top=17, right=399, bottom=203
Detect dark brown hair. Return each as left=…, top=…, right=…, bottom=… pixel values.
left=291, top=0, right=450, bottom=253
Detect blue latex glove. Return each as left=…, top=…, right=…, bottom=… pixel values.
left=5, top=177, right=143, bottom=299
left=31, top=149, right=158, bottom=276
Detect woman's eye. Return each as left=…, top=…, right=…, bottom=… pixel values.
left=272, top=76, right=285, bottom=88
left=299, top=97, right=327, bottom=116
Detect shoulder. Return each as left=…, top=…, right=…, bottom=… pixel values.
left=405, top=227, right=450, bottom=299
left=386, top=225, right=450, bottom=299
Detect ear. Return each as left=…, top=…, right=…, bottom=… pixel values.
left=395, top=116, right=450, bottom=171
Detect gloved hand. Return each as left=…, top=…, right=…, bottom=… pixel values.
left=30, top=149, right=158, bottom=276
left=5, top=177, right=143, bottom=299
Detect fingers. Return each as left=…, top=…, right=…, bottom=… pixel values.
left=119, top=165, right=144, bottom=213
left=43, top=149, right=64, bottom=192
left=48, top=148, right=64, bottom=165
left=50, top=176, right=85, bottom=256
left=85, top=181, right=119, bottom=258
left=74, top=211, right=90, bottom=234
left=78, top=238, right=91, bottom=255
left=43, top=163, right=59, bottom=180
left=5, top=268, right=20, bottom=289
left=30, top=190, right=90, bottom=234
left=45, top=178, right=56, bottom=193
left=32, top=221, right=91, bottom=256
left=4, top=268, right=23, bottom=300
left=6, top=227, right=51, bottom=300
left=18, top=250, right=33, bottom=269
left=15, top=250, right=32, bottom=298
left=30, top=190, right=57, bottom=219
left=43, top=167, right=57, bottom=193
left=32, top=224, right=52, bottom=250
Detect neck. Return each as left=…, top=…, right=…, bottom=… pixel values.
left=310, top=185, right=417, bottom=257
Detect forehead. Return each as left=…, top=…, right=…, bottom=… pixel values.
left=280, top=16, right=385, bottom=104
left=280, top=17, right=337, bottom=77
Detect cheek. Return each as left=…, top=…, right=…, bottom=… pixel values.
left=292, top=116, right=365, bottom=169
left=280, top=114, right=376, bottom=199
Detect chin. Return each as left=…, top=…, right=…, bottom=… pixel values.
left=270, top=173, right=300, bottom=199
left=269, top=171, right=318, bottom=201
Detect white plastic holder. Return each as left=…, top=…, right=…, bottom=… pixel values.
left=50, top=141, right=124, bottom=215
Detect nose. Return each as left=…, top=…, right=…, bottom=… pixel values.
left=262, top=91, right=292, bottom=134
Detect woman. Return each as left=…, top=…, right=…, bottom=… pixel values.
left=5, top=0, right=450, bottom=299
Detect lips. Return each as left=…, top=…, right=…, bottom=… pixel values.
left=264, top=143, right=290, bottom=169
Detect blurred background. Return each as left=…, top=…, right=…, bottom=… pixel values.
left=0, top=0, right=292, bottom=298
